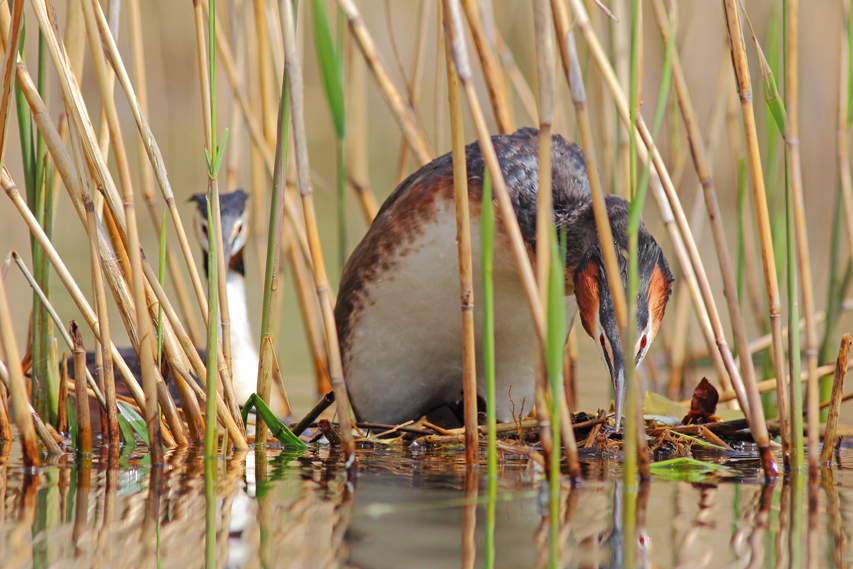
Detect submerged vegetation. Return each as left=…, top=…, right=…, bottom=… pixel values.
left=0, top=0, right=851, bottom=567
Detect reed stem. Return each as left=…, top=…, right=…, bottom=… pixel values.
left=0, top=249, right=39, bottom=467
left=280, top=0, right=356, bottom=463
left=442, top=6, right=479, bottom=468
left=820, top=334, right=849, bottom=465
left=71, top=322, right=92, bottom=455
left=782, top=0, right=819, bottom=481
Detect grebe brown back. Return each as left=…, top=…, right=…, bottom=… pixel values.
left=335, top=128, right=673, bottom=428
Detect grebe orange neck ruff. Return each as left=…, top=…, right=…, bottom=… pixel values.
left=335, top=128, right=673, bottom=428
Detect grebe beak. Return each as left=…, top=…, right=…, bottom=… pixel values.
left=611, top=348, right=626, bottom=432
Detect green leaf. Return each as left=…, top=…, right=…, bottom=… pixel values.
left=311, top=0, right=345, bottom=139
left=649, top=457, right=727, bottom=471
left=117, top=414, right=137, bottom=447
left=118, top=401, right=150, bottom=447
left=241, top=393, right=308, bottom=450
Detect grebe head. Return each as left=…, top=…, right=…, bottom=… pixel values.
left=571, top=206, right=673, bottom=430
left=189, top=190, right=250, bottom=275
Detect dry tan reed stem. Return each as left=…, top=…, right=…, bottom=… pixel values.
left=537, top=0, right=581, bottom=477
left=0, top=257, right=39, bottom=467
left=553, top=2, right=627, bottom=334
left=280, top=0, right=356, bottom=461
left=129, top=0, right=202, bottom=347
left=71, top=322, right=93, bottom=454
left=0, top=0, right=22, bottom=166
left=25, top=0, right=126, bottom=233
left=393, top=0, right=431, bottom=184
left=10, top=251, right=106, bottom=409
left=722, top=0, right=790, bottom=458
left=90, top=1, right=246, bottom=437
left=0, top=172, right=177, bottom=448
left=440, top=11, right=546, bottom=347
left=820, top=334, right=849, bottom=465
left=0, top=359, right=62, bottom=454
left=337, top=0, right=434, bottom=166
left=346, top=40, right=379, bottom=223
left=461, top=0, right=512, bottom=134
left=782, top=0, right=818, bottom=479
left=563, top=0, right=731, bottom=401
left=563, top=0, right=752, bottom=416
left=191, top=0, right=240, bottom=423
left=254, top=0, right=277, bottom=146
left=0, top=361, right=10, bottom=441
left=443, top=5, right=479, bottom=467
left=650, top=0, right=775, bottom=451
left=81, top=0, right=162, bottom=461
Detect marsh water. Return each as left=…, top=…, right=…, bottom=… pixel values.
left=0, top=429, right=851, bottom=569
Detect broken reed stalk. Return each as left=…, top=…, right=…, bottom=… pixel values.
left=90, top=1, right=245, bottom=439
left=442, top=13, right=479, bottom=468
left=562, top=0, right=761, bottom=434
left=71, top=322, right=92, bottom=455
left=80, top=0, right=162, bottom=463
left=783, top=0, right=819, bottom=480
left=256, top=70, right=291, bottom=448
left=337, top=0, right=434, bottom=166
left=820, top=334, right=849, bottom=465
left=721, top=0, right=788, bottom=475
left=460, top=0, right=512, bottom=134
left=128, top=0, right=202, bottom=347
left=0, top=255, right=39, bottom=467
left=192, top=0, right=234, bottom=391
left=650, top=0, right=778, bottom=464
left=280, top=0, right=356, bottom=463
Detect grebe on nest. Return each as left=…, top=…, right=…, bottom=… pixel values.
left=335, top=128, right=673, bottom=428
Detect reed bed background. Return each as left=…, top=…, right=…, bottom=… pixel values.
left=0, top=0, right=849, bottom=478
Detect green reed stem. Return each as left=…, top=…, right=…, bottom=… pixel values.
left=204, top=197, right=219, bottom=459
left=787, top=151, right=804, bottom=470
left=624, top=0, right=644, bottom=561
left=204, top=454, right=216, bottom=569
left=547, top=235, right=565, bottom=567
left=481, top=167, right=496, bottom=569
left=257, top=16, right=294, bottom=444
left=204, top=0, right=222, bottom=466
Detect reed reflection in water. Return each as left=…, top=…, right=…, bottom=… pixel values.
left=0, top=440, right=852, bottom=568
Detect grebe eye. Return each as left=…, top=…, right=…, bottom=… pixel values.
left=600, top=333, right=605, bottom=347
left=640, top=335, right=647, bottom=349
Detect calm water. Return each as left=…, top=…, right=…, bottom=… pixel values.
left=0, top=435, right=851, bottom=569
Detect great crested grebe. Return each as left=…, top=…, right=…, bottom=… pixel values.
left=335, top=128, right=673, bottom=428
left=190, top=190, right=288, bottom=416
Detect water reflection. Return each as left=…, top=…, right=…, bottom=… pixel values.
left=0, top=440, right=851, bottom=568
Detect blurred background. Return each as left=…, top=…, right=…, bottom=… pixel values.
left=0, top=0, right=846, bottom=415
